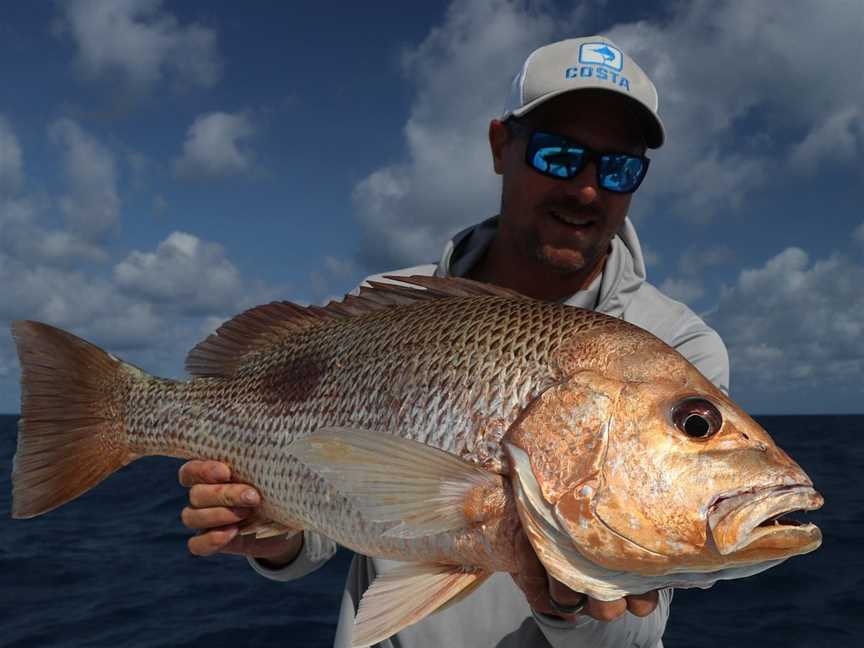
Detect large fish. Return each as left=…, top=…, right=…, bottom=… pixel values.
left=10, top=276, right=822, bottom=646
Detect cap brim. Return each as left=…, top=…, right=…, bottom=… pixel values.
left=508, top=87, right=665, bottom=149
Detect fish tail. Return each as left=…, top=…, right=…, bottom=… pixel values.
left=10, top=320, right=143, bottom=519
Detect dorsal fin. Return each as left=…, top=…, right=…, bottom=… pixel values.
left=184, top=275, right=526, bottom=377
left=378, top=274, right=525, bottom=299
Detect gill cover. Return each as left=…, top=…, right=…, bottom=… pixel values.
left=505, top=372, right=668, bottom=596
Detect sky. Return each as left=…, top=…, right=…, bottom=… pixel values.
left=0, top=0, right=862, bottom=415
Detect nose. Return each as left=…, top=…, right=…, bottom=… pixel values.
left=566, top=160, right=600, bottom=205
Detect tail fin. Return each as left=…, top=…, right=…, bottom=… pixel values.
left=10, top=321, right=139, bottom=519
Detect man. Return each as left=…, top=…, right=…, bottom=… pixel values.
left=177, top=36, right=729, bottom=647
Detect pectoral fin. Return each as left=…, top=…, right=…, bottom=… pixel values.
left=237, top=516, right=300, bottom=539
left=351, top=563, right=490, bottom=648
left=289, top=427, right=502, bottom=538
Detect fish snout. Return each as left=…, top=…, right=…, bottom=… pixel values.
left=708, top=485, right=823, bottom=558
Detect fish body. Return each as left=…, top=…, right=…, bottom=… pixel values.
left=10, top=276, right=822, bottom=646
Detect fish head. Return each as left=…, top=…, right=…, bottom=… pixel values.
left=507, top=334, right=823, bottom=584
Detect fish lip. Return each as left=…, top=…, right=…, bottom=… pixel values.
left=707, top=484, right=809, bottom=526
left=708, top=485, right=823, bottom=555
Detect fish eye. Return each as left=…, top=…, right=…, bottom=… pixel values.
left=671, top=398, right=723, bottom=440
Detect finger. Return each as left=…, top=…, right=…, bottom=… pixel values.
left=178, top=460, right=231, bottom=487
left=584, top=596, right=628, bottom=622
left=513, top=530, right=549, bottom=599
left=181, top=505, right=251, bottom=530
left=547, top=576, right=586, bottom=608
left=515, top=531, right=547, bottom=585
left=509, top=532, right=581, bottom=621
left=187, top=525, right=239, bottom=557
left=188, top=483, right=260, bottom=509
left=509, top=530, right=559, bottom=616
left=625, top=590, right=659, bottom=617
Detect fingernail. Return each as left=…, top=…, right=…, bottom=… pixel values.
left=242, top=490, right=260, bottom=505
left=211, top=465, right=230, bottom=481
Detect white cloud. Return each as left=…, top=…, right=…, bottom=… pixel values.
left=17, top=227, right=107, bottom=265
left=1, top=196, right=108, bottom=266
left=173, top=112, right=256, bottom=180
left=0, top=115, right=23, bottom=195
left=57, top=0, right=222, bottom=90
left=708, top=246, right=864, bottom=394
left=0, top=120, right=109, bottom=266
left=0, top=252, right=126, bottom=327
left=659, top=277, right=704, bottom=304
left=789, top=106, right=863, bottom=174
left=678, top=245, right=734, bottom=276
left=660, top=151, right=766, bottom=221
left=49, top=118, right=120, bottom=240
left=657, top=246, right=733, bottom=307
left=114, top=231, right=258, bottom=314
left=307, top=255, right=362, bottom=304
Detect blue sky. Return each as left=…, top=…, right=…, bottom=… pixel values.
left=0, top=0, right=862, bottom=414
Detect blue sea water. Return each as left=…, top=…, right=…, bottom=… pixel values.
left=1, top=414, right=862, bottom=647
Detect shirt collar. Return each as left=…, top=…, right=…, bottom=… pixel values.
left=438, top=214, right=604, bottom=309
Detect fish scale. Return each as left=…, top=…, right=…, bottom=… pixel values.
left=116, top=295, right=591, bottom=560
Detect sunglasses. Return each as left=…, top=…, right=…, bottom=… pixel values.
left=508, top=122, right=650, bottom=194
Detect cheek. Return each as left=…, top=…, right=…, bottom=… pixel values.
left=503, top=167, right=546, bottom=212
left=603, top=194, right=632, bottom=227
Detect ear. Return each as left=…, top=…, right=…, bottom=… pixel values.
left=488, top=119, right=511, bottom=176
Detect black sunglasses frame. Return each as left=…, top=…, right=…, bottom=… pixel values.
left=507, top=120, right=650, bottom=194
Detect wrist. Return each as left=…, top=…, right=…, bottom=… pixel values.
left=256, top=532, right=303, bottom=569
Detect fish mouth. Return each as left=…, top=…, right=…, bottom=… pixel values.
left=708, top=485, right=823, bottom=557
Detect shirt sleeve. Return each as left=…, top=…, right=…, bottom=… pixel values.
left=673, top=324, right=730, bottom=395
left=247, top=530, right=338, bottom=582
left=532, top=588, right=672, bottom=648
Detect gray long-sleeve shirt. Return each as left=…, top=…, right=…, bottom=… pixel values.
left=250, top=216, right=730, bottom=647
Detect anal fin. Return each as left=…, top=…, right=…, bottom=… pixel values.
left=351, top=563, right=490, bottom=648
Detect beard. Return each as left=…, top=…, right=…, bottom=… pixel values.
left=521, top=203, right=611, bottom=276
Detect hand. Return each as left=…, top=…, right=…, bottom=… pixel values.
left=178, top=460, right=302, bottom=564
left=510, top=528, right=659, bottom=622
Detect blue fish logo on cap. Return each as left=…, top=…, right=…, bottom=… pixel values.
left=579, top=42, right=623, bottom=71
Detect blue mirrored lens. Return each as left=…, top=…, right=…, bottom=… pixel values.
left=599, top=154, right=645, bottom=192
left=530, top=134, right=586, bottom=179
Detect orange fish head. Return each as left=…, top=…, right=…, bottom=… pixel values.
left=507, top=340, right=822, bottom=590
left=557, top=345, right=823, bottom=575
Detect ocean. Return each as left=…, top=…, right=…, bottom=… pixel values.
left=1, top=414, right=862, bottom=647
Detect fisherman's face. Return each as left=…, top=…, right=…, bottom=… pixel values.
left=491, top=91, right=648, bottom=275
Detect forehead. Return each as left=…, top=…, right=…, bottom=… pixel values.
left=525, top=90, right=647, bottom=153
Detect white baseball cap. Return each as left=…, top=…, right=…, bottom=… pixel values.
left=502, top=36, right=665, bottom=148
